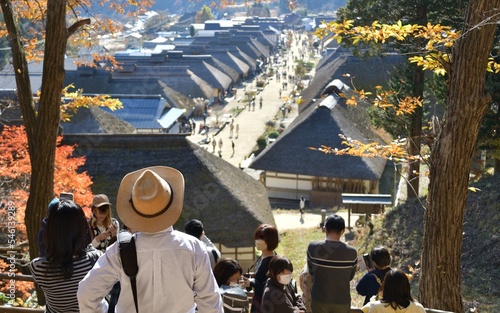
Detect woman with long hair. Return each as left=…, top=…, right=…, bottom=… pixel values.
left=367, top=269, right=425, bottom=313
left=29, top=199, right=101, bottom=312
left=88, top=194, right=119, bottom=252
left=249, top=224, right=279, bottom=313
left=261, top=256, right=305, bottom=313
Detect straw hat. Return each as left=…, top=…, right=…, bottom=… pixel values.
left=117, top=166, right=185, bottom=233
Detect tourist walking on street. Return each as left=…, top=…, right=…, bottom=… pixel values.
left=236, top=124, right=239, bottom=139
left=231, top=140, right=235, bottom=157
left=229, top=123, right=234, bottom=138
left=219, top=138, right=223, bottom=150
left=212, top=136, right=216, bottom=153
left=299, top=196, right=305, bottom=215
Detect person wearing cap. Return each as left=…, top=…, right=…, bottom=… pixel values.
left=89, top=194, right=119, bottom=252
left=184, top=219, right=222, bottom=268
left=307, top=214, right=358, bottom=313
left=78, top=166, right=224, bottom=313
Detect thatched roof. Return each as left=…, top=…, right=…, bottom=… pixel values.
left=249, top=96, right=387, bottom=180
left=209, top=50, right=251, bottom=77
left=300, top=48, right=404, bottom=113
left=64, top=67, right=214, bottom=106
left=63, top=134, right=275, bottom=247
left=61, top=106, right=136, bottom=134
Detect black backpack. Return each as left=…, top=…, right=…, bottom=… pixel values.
left=118, top=231, right=139, bottom=313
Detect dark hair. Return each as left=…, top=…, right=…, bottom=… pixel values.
left=184, top=219, right=204, bottom=239
left=44, top=200, right=91, bottom=280
left=253, top=224, right=279, bottom=251
left=381, top=269, right=414, bottom=310
left=213, top=258, right=243, bottom=287
left=268, top=256, right=293, bottom=284
left=324, top=214, right=345, bottom=234
left=370, top=246, right=392, bottom=268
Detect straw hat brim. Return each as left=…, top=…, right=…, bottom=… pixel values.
left=117, top=166, right=184, bottom=233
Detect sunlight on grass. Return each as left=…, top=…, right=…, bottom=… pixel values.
left=275, top=225, right=367, bottom=307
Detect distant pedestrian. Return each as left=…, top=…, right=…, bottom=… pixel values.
left=231, top=140, right=235, bottom=156
left=229, top=123, right=234, bottom=138
left=218, top=138, right=223, bottom=150
left=259, top=96, right=263, bottom=109
left=299, top=196, right=305, bottom=215
left=279, top=88, right=282, bottom=98
left=235, top=124, right=239, bottom=139
left=212, top=137, right=216, bottom=153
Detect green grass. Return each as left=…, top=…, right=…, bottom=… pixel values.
left=275, top=225, right=367, bottom=308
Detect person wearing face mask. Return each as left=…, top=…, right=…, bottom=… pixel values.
left=249, top=224, right=279, bottom=313
left=261, top=256, right=306, bottom=313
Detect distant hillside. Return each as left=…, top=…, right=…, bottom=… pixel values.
left=355, top=174, right=500, bottom=312
left=149, top=0, right=347, bottom=15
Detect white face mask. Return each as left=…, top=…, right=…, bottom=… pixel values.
left=278, top=273, right=293, bottom=285
left=255, top=239, right=267, bottom=251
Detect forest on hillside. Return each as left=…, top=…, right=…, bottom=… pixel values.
left=150, top=0, right=347, bottom=14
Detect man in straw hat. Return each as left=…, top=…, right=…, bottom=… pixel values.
left=78, top=166, right=223, bottom=313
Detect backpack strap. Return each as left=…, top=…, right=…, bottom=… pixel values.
left=371, top=273, right=383, bottom=286
left=118, top=231, right=139, bottom=313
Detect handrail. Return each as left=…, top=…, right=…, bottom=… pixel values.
left=349, top=307, right=455, bottom=313
left=0, top=273, right=35, bottom=282
left=0, top=307, right=44, bottom=312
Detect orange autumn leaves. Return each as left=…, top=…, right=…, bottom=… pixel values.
left=0, top=126, right=94, bottom=218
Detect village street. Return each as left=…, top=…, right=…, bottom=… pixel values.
left=185, top=32, right=358, bottom=231
left=188, top=31, right=310, bottom=174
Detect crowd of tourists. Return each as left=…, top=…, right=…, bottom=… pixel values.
left=30, top=165, right=425, bottom=313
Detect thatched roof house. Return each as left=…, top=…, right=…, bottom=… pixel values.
left=249, top=91, right=387, bottom=208
left=300, top=48, right=405, bottom=113
left=62, top=134, right=275, bottom=249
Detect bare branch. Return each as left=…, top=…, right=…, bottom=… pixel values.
left=67, top=18, right=91, bottom=38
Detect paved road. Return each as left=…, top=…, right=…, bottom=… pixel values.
left=273, top=209, right=354, bottom=231
left=188, top=33, right=311, bottom=172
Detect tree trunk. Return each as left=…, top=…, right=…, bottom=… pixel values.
left=419, top=1, right=499, bottom=311
left=406, top=1, right=427, bottom=200
left=28, top=0, right=68, bottom=261
left=1, top=0, right=68, bottom=259
left=407, top=67, right=424, bottom=199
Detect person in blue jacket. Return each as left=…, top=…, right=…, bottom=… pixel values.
left=356, top=246, right=392, bottom=305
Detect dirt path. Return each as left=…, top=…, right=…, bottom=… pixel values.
left=273, top=209, right=351, bottom=231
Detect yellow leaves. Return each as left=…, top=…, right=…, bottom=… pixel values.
left=317, top=20, right=462, bottom=75
left=409, top=53, right=448, bottom=76
left=468, top=187, right=481, bottom=192
left=60, top=85, right=122, bottom=121
left=314, top=134, right=424, bottom=163
left=487, top=58, right=500, bottom=73
left=346, top=96, right=358, bottom=106
left=397, top=96, right=423, bottom=115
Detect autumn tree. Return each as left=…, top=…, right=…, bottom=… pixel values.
left=315, top=1, right=500, bottom=311
left=337, top=0, right=468, bottom=199
left=0, top=125, right=94, bottom=302
left=0, top=0, right=151, bottom=261
left=195, top=5, right=215, bottom=23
